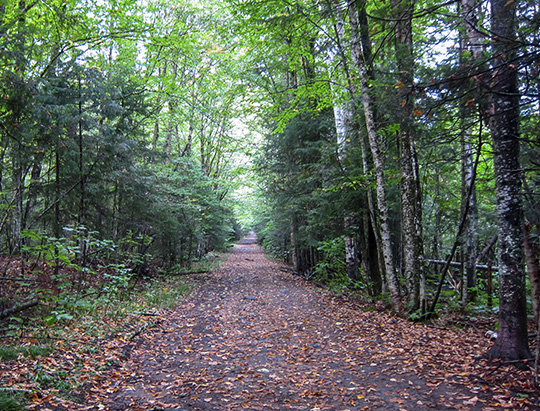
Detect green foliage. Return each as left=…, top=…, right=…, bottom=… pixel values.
left=313, top=237, right=347, bottom=280
left=0, top=0, right=536, bottom=341
left=0, top=0, right=246, bottom=279
left=142, top=277, right=192, bottom=310
left=0, top=390, right=26, bottom=411
left=0, top=345, right=52, bottom=361
left=312, top=237, right=350, bottom=291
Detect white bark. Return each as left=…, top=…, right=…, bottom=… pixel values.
left=348, top=1, right=401, bottom=310
left=392, top=0, right=424, bottom=312
left=326, top=11, right=361, bottom=282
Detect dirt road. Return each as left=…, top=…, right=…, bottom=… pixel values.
left=87, top=234, right=529, bottom=410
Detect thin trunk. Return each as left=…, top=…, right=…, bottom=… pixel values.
left=165, top=120, right=173, bottom=163
left=460, top=0, right=482, bottom=306
left=354, top=2, right=386, bottom=291
left=487, top=262, right=493, bottom=307
left=55, top=142, right=61, bottom=239
left=364, top=211, right=382, bottom=294
left=429, top=138, right=482, bottom=314
left=328, top=4, right=383, bottom=288
left=153, top=65, right=164, bottom=152
left=392, top=0, right=424, bottom=312
left=183, top=121, right=193, bottom=157
left=112, top=181, right=118, bottom=240
left=460, top=134, right=478, bottom=305
left=78, top=73, right=85, bottom=225
left=11, top=0, right=27, bottom=254
left=11, top=162, right=23, bottom=253
left=165, top=63, right=178, bottom=164
left=327, top=15, right=360, bottom=281
left=524, top=220, right=540, bottom=327
left=348, top=0, right=401, bottom=311
left=153, top=120, right=159, bottom=152
left=344, top=216, right=359, bottom=280
left=200, top=124, right=207, bottom=173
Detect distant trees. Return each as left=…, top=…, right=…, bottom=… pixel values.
left=0, top=0, right=246, bottom=270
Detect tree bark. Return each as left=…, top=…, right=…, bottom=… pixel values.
left=326, top=15, right=360, bottom=282
left=348, top=0, right=401, bottom=311
left=524, top=220, right=540, bottom=328
left=392, top=0, right=425, bottom=313
left=0, top=299, right=38, bottom=320
left=328, top=3, right=383, bottom=290
left=485, top=0, right=530, bottom=360
left=460, top=0, right=483, bottom=306
left=460, top=133, right=478, bottom=305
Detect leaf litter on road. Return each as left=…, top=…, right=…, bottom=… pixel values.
left=9, top=235, right=539, bottom=410
left=88, top=236, right=538, bottom=410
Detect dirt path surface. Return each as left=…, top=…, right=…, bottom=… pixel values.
left=87, top=235, right=535, bottom=410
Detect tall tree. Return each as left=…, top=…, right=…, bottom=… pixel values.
left=486, top=0, right=531, bottom=360
left=348, top=0, right=401, bottom=311
left=459, top=0, right=484, bottom=305
left=391, top=0, right=425, bottom=312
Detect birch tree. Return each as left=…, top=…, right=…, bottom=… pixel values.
left=348, top=0, right=401, bottom=311
left=325, top=9, right=360, bottom=281
left=391, top=0, right=425, bottom=312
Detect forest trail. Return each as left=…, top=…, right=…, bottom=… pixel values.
left=86, top=235, right=526, bottom=410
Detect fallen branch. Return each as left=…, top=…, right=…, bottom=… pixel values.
left=0, top=335, right=64, bottom=340
left=129, top=320, right=162, bottom=341
left=174, top=270, right=208, bottom=275
left=280, top=268, right=298, bottom=275
left=0, top=299, right=39, bottom=320
left=0, top=277, right=38, bottom=282
left=130, top=311, right=161, bottom=316
left=426, top=259, right=499, bottom=272
left=475, top=235, right=498, bottom=265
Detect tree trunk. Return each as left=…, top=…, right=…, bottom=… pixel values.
left=11, top=163, right=24, bottom=253
left=524, top=220, right=540, bottom=327
left=328, top=5, right=383, bottom=289
left=326, top=17, right=360, bottom=281
left=78, top=73, right=86, bottom=226
left=392, top=0, right=425, bottom=313
left=485, top=0, right=530, bottom=360
left=460, top=0, right=483, bottom=306
left=460, top=133, right=478, bottom=305
left=344, top=216, right=359, bottom=280
left=348, top=0, right=401, bottom=311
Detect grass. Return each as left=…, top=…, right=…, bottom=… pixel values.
left=165, top=251, right=228, bottom=276
left=0, top=345, right=52, bottom=361
left=143, top=277, right=192, bottom=309
left=0, top=390, right=27, bottom=411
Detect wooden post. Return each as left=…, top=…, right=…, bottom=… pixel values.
left=487, top=262, right=493, bottom=308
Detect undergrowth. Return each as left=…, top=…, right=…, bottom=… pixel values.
left=0, top=235, right=228, bottom=409
left=0, top=390, right=26, bottom=411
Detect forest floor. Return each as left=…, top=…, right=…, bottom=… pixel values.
left=17, top=234, right=540, bottom=410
